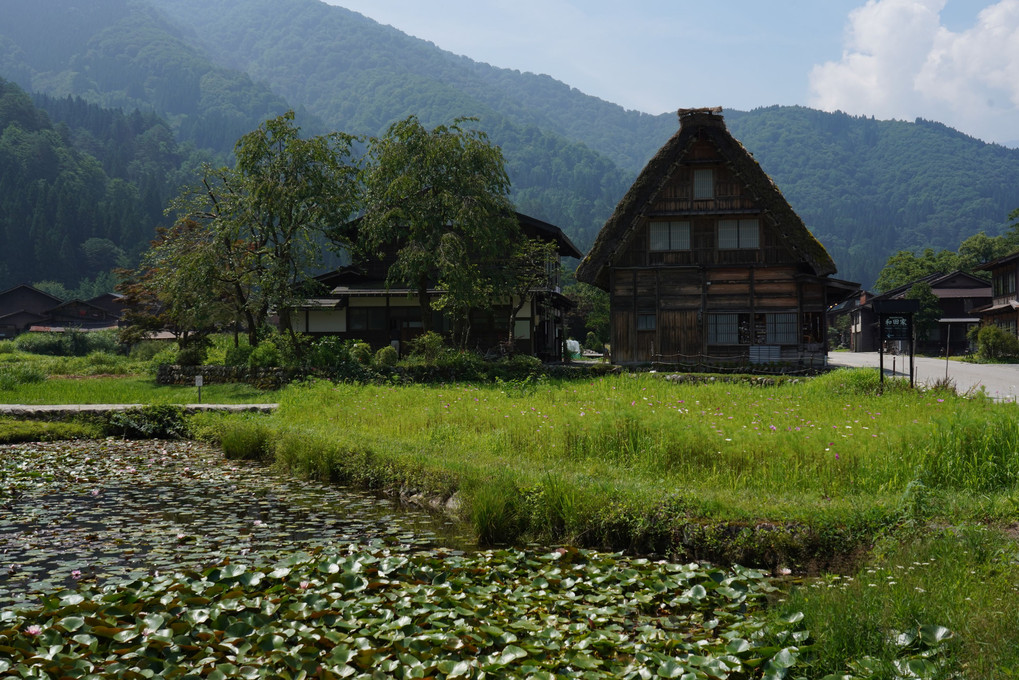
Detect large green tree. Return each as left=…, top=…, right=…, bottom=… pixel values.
left=160, top=111, right=360, bottom=346
left=356, top=115, right=518, bottom=339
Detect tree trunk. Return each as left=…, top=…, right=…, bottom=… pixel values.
left=418, top=278, right=432, bottom=333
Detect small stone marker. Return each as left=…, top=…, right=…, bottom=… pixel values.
left=195, top=375, right=203, bottom=403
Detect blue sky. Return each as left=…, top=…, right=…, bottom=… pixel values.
left=325, top=0, right=1019, bottom=147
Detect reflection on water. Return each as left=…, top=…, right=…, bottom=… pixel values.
left=0, top=439, right=474, bottom=606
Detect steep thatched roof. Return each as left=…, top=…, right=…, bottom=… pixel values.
left=576, top=108, right=837, bottom=290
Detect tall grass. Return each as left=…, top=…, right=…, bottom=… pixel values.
left=237, top=369, right=1015, bottom=547
left=778, top=525, right=1019, bottom=678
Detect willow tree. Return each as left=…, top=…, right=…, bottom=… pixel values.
left=156, top=112, right=361, bottom=346
left=357, top=115, right=518, bottom=340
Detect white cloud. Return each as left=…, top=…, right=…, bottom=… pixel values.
left=809, top=0, right=1019, bottom=145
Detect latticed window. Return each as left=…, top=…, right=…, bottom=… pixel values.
left=718, top=218, right=759, bottom=249
left=708, top=313, right=742, bottom=344
left=649, top=221, right=690, bottom=251
left=766, top=312, right=798, bottom=344
left=693, top=169, right=714, bottom=199
left=993, top=271, right=1016, bottom=297
left=637, top=313, right=656, bottom=331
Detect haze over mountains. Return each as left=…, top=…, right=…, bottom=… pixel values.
left=1, top=0, right=1017, bottom=292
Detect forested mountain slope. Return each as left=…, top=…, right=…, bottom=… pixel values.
left=0, top=78, right=198, bottom=290
left=0, top=0, right=1016, bottom=291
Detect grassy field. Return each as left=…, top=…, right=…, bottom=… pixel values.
left=241, top=370, right=1015, bottom=533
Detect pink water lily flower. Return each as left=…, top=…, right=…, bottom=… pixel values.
left=25, top=625, right=41, bottom=636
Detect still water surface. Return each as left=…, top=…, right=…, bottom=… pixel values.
left=0, top=439, right=474, bottom=607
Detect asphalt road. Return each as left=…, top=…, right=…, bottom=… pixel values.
left=826, top=352, right=1019, bottom=402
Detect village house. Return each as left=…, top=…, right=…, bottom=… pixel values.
left=973, top=250, right=1019, bottom=336
left=840, top=271, right=990, bottom=355
left=291, top=212, right=582, bottom=361
left=576, top=108, right=857, bottom=367
left=0, top=284, right=123, bottom=339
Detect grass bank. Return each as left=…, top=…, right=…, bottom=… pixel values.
left=211, top=369, right=1017, bottom=569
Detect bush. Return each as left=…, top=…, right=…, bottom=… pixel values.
left=349, top=342, right=372, bottom=365
left=129, top=340, right=171, bottom=362
left=304, top=336, right=353, bottom=369
left=148, top=346, right=179, bottom=372
left=248, top=340, right=281, bottom=368
left=12, top=330, right=120, bottom=357
left=373, top=345, right=398, bottom=367
left=103, top=405, right=191, bottom=439
left=224, top=345, right=255, bottom=367
left=177, top=344, right=207, bottom=366
left=408, top=331, right=445, bottom=362
left=13, top=332, right=65, bottom=356
left=0, top=340, right=15, bottom=354
left=974, top=324, right=1019, bottom=361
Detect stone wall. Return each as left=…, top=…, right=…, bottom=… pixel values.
left=156, top=364, right=298, bottom=388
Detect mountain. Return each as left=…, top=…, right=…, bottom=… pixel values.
left=1, top=0, right=1017, bottom=291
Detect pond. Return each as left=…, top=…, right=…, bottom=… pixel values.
left=0, top=439, right=474, bottom=607
left=0, top=439, right=824, bottom=678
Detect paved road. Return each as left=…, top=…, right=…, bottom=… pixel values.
left=826, top=352, right=1019, bottom=402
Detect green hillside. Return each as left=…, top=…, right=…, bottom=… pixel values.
left=0, top=0, right=1017, bottom=291
left=0, top=78, right=195, bottom=290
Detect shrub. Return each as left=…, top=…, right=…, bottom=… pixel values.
left=13, top=332, right=65, bottom=356
left=148, top=346, right=179, bottom=372
left=305, top=336, right=353, bottom=369
left=129, top=340, right=171, bottom=362
left=224, top=345, right=255, bottom=367
left=974, top=324, right=1019, bottom=361
left=408, top=331, right=446, bottom=362
left=349, top=342, right=372, bottom=365
left=177, top=344, right=207, bottom=366
left=248, top=341, right=281, bottom=368
left=373, top=345, right=398, bottom=367
left=103, top=405, right=191, bottom=439
left=0, top=340, right=15, bottom=354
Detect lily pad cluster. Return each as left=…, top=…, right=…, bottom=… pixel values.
left=1, top=440, right=468, bottom=607
left=1, top=545, right=809, bottom=679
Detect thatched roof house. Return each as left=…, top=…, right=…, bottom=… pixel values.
left=577, top=108, right=856, bottom=367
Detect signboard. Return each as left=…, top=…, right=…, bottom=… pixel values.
left=882, top=315, right=910, bottom=341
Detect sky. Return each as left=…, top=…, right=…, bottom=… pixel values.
left=325, top=0, right=1019, bottom=147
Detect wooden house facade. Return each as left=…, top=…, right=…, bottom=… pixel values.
left=974, top=251, right=1019, bottom=335
left=576, top=108, right=857, bottom=367
left=292, top=212, right=582, bottom=361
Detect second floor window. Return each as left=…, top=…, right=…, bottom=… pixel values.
left=649, top=220, right=690, bottom=251
left=718, top=218, right=759, bottom=249
left=993, top=270, right=1016, bottom=297
left=693, top=169, right=714, bottom=199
